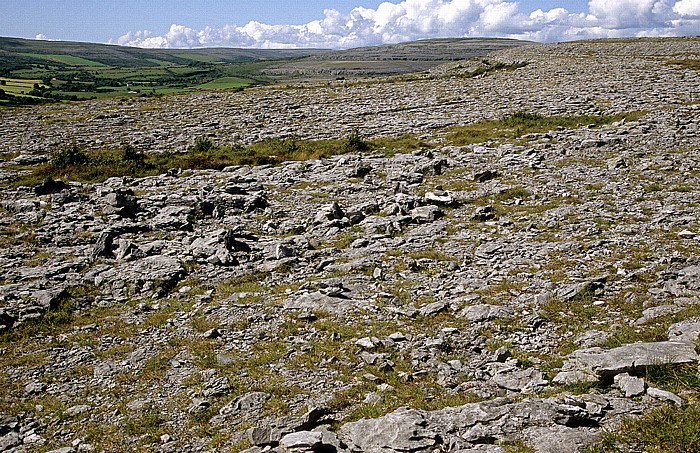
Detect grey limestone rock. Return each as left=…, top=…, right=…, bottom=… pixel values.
left=114, top=238, right=146, bottom=261
left=667, top=318, right=700, bottom=344
left=522, top=426, right=599, bottom=453
left=91, top=230, right=115, bottom=259
left=410, top=205, right=443, bottom=223
left=418, top=301, right=448, bottom=317
left=647, top=387, right=683, bottom=406
left=0, top=432, right=21, bottom=452
left=459, top=304, right=514, bottom=322
left=424, top=190, right=456, bottom=207
left=219, top=392, right=271, bottom=417
left=556, top=341, right=699, bottom=382
left=471, top=205, right=496, bottom=222
left=634, top=305, right=682, bottom=326
left=279, top=431, right=323, bottom=452
left=284, top=291, right=359, bottom=314
left=103, top=188, right=138, bottom=217
left=613, top=373, right=646, bottom=397
left=556, top=279, right=603, bottom=302
left=150, top=205, right=193, bottom=231
left=339, top=407, right=439, bottom=453
left=63, top=405, right=92, bottom=417
left=95, top=255, right=186, bottom=293
left=492, top=367, right=549, bottom=393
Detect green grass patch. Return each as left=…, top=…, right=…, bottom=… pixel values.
left=197, top=76, right=255, bottom=89
left=590, top=403, right=700, bottom=453
left=0, top=77, right=47, bottom=95
left=124, top=408, right=167, bottom=437
left=645, top=363, right=700, bottom=395
left=174, top=53, right=222, bottom=63
left=8, top=129, right=384, bottom=185
left=447, top=111, right=645, bottom=146
left=20, top=53, right=107, bottom=67
left=214, top=271, right=270, bottom=298
left=666, top=59, right=700, bottom=70
left=406, top=250, right=456, bottom=262
left=494, top=186, right=531, bottom=202
left=371, top=134, right=434, bottom=156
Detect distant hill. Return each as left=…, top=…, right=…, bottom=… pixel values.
left=313, top=37, right=531, bottom=61
left=0, top=36, right=532, bottom=105
left=0, top=37, right=329, bottom=68
left=0, top=37, right=334, bottom=105
left=261, top=37, right=533, bottom=77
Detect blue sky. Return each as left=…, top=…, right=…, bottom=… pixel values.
left=2, top=1, right=699, bottom=48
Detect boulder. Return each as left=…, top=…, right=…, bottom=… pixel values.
left=555, top=341, right=699, bottom=382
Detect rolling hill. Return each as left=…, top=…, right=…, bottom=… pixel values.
left=0, top=36, right=532, bottom=105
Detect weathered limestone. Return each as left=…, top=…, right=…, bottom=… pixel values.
left=1, top=38, right=700, bottom=453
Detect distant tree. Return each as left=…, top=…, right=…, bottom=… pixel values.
left=190, top=136, right=214, bottom=154
left=121, top=144, right=146, bottom=167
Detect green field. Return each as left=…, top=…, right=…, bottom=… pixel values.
left=0, top=35, right=532, bottom=106
left=0, top=78, right=44, bottom=95
left=0, top=57, right=268, bottom=105
left=174, top=53, right=223, bottom=63
left=144, top=58, right=176, bottom=67
left=196, top=76, right=255, bottom=89
left=20, top=53, right=106, bottom=67
left=0, top=37, right=321, bottom=105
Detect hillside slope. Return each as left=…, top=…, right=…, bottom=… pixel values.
left=0, top=37, right=328, bottom=67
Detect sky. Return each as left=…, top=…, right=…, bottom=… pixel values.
left=2, top=0, right=700, bottom=49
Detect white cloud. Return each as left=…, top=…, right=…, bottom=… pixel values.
left=588, top=0, right=672, bottom=29
left=34, top=34, right=61, bottom=41
left=674, top=0, right=700, bottom=16
left=111, top=0, right=700, bottom=49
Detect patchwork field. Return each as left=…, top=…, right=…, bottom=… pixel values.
left=0, top=36, right=530, bottom=105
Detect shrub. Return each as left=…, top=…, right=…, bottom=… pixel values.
left=343, top=130, right=370, bottom=153
left=190, top=136, right=214, bottom=154
left=121, top=144, right=146, bottom=167
left=50, top=144, right=89, bottom=169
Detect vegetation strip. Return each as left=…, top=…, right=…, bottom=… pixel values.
left=6, top=111, right=643, bottom=186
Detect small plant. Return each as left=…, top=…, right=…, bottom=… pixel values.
left=50, top=144, right=89, bottom=169
left=343, top=129, right=371, bottom=153
left=190, top=135, right=214, bottom=154
left=121, top=144, right=146, bottom=167
left=124, top=409, right=166, bottom=437
left=495, top=186, right=531, bottom=202
left=645, top=363, right=700, bottom=394
left=590, top=403, right=700, bottom=453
